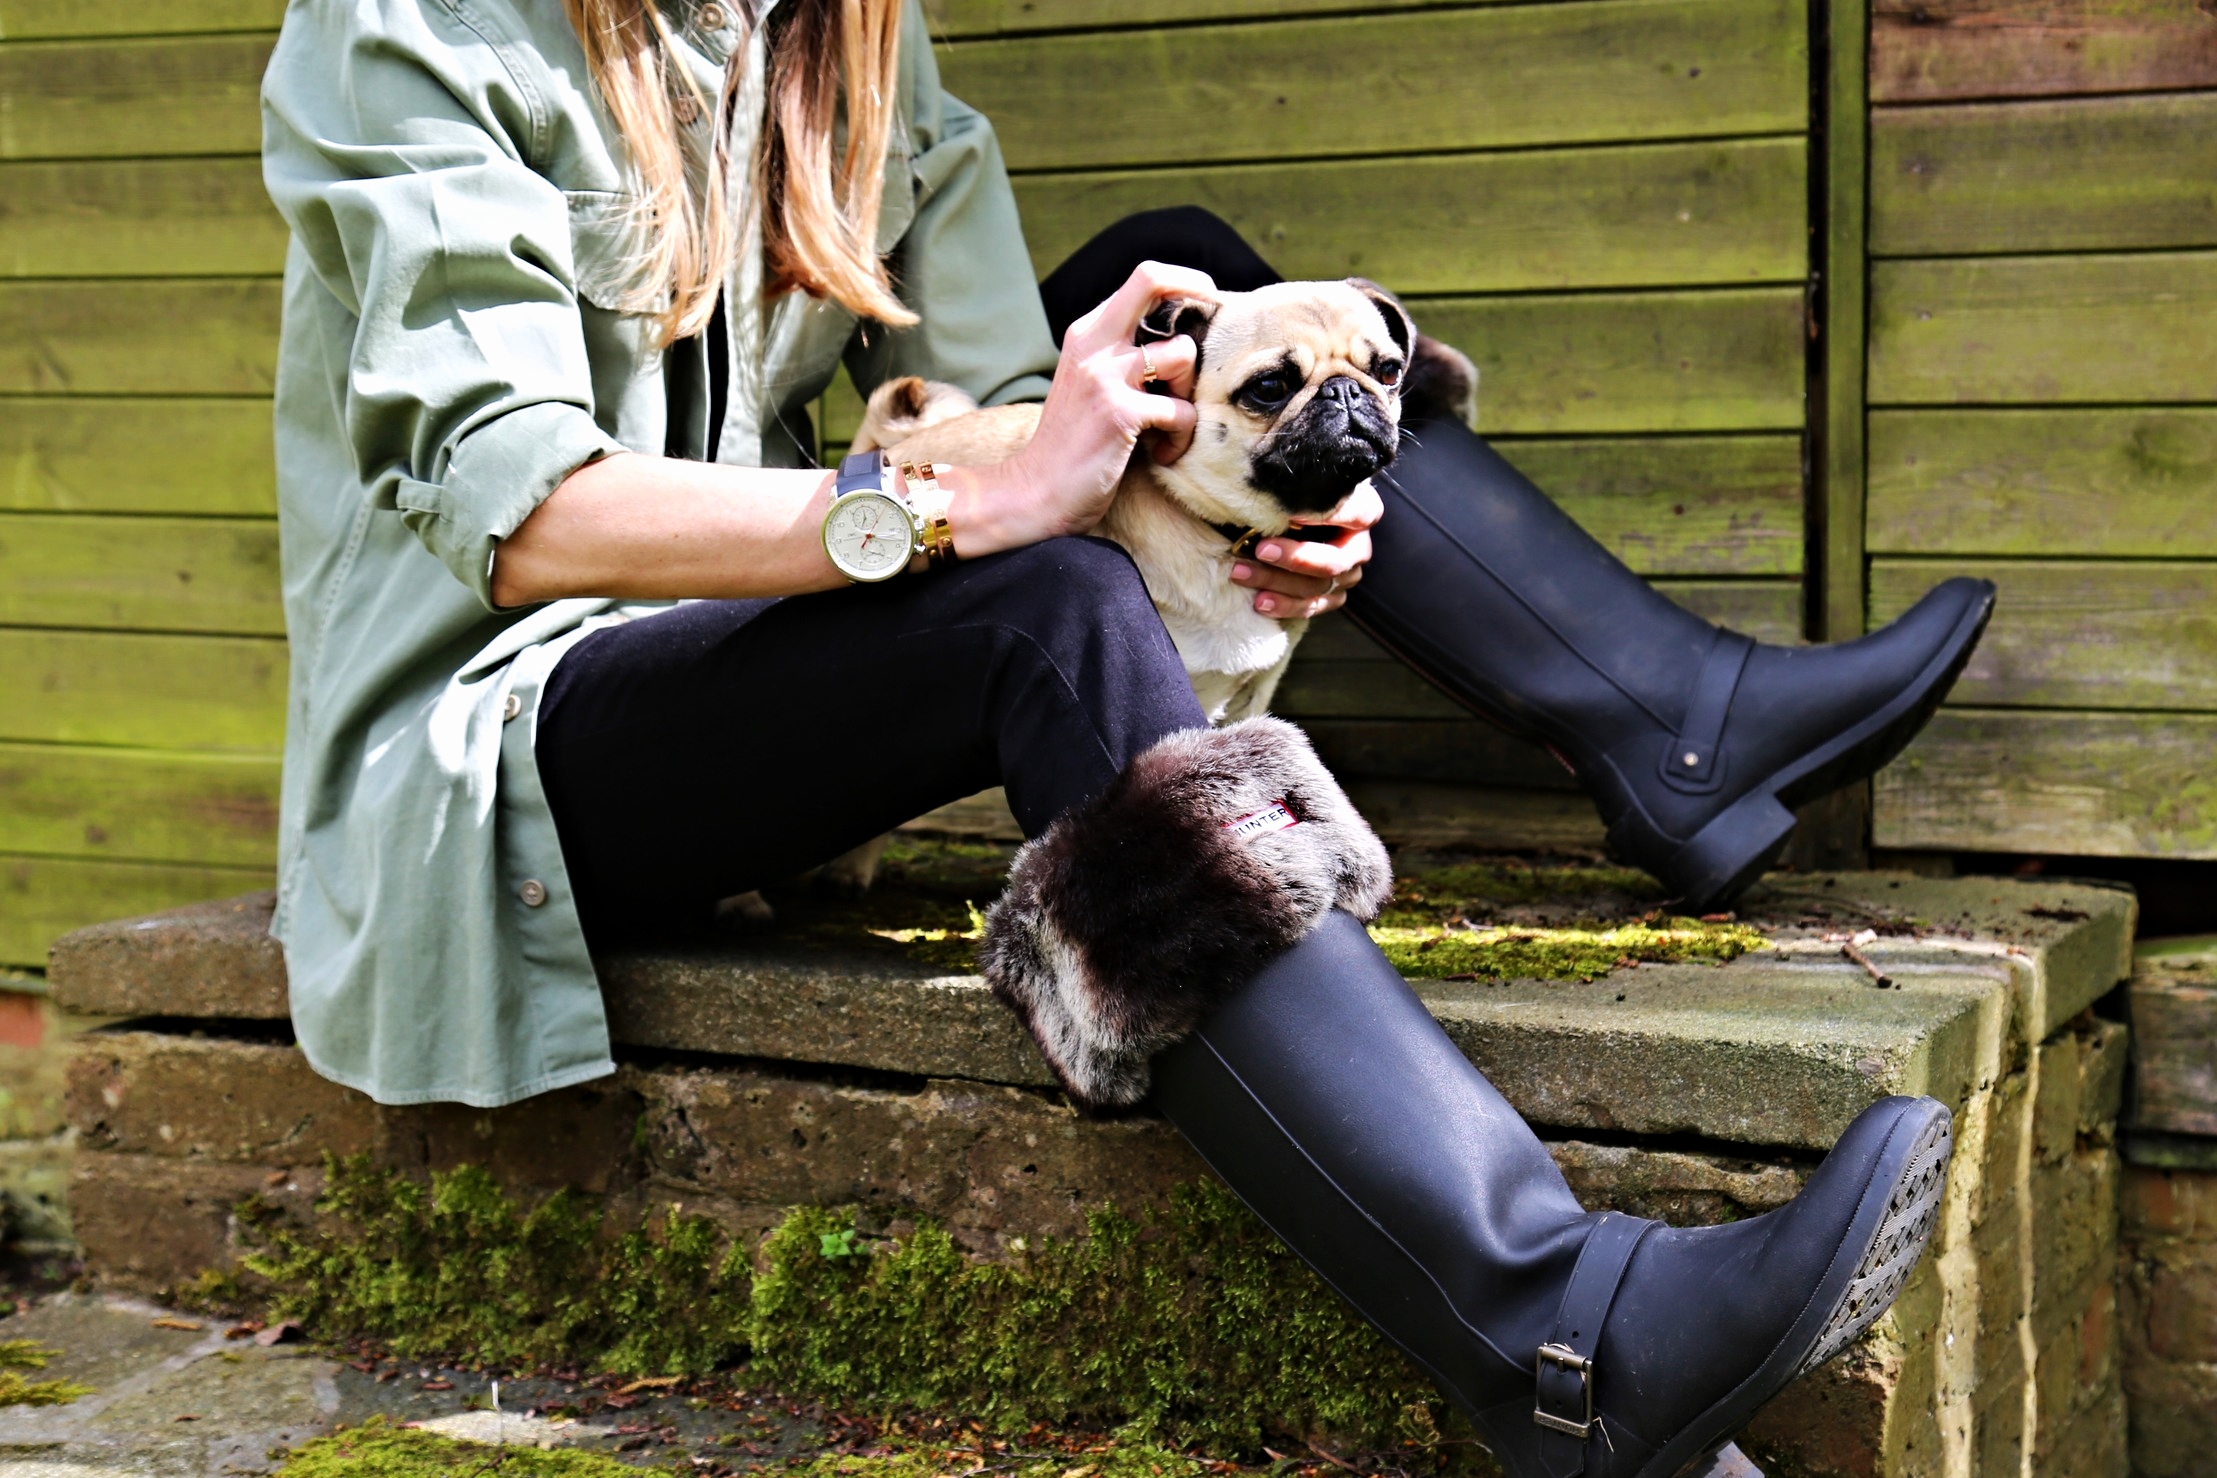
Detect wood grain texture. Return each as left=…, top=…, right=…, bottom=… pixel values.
left=1342, top=779, right=1607, bottom=850
left=1868, top=251, right=2217, bottom=405
left=0, top=0, right=282, bottom=40
left=924, top=0, right=1475, bottom=38
left=1872, top=93, right=2217, bottom=258
left=940, top=0, right=1807, bottom=174
left=0, top=34, right=272, bottom=160
left=0, top=278, right=280, bottom=395
left=0, top=629, right=287, bottom=750
left=1874, top=708, right=2217, bottom=858
left=0, top=513, right=283, bottom=634
left=0, top=157, right=285, bottom=277
left=1420, top=288, right=1807, bottom=433
left=0, top=853, right=272, bottom=967
left=1871, top=0, right=2217, bottom=102
left=1495, top=435, right=1806, bottom=575
left=1868, top=408, right=2217, bottom=557
left=1013, top=139, right=1808, bottom=296
left=1821, top=0, right=1871, bottom=646
left=1872, top=558, right=2217, bottom=709
left=0, top=742, right=278, bottom=866
left=2127, top=962, right=2217, bottom=1136
left=0, top=398, right=276, bottom=515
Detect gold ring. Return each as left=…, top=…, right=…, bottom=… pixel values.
left=1139, top=345, right=1157, bottom=382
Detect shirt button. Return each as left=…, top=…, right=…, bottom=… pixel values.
left=503, top=693, right=522, bottom=721
left=699, top=2, right=726, bottom=25
left=519, top=880, right=548, bottom=907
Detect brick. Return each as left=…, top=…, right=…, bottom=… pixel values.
left=1742, top=1343, right=1896, bottom=1478
left=2123, top=1164, right=2217, bottom=1242
left=2139, top=1239, right=2217, bottom=1364
left=2031, top=1272, right=2121, bottom=1442
left=1972, top=1377, right=2028, bottom=1478
left=2037, top=1385, right=2128, bottom=1478
left=2124, top=1356, right=2217, bottom=1478
left=2031, top=1148, right=2120, bottom=1304
left=66, top=1031, right=381, bottom=1163
left=69, top=1152, right=321, bottom=1293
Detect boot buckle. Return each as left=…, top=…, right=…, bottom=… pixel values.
left=1533, top=1342, right=1594, bottom=1437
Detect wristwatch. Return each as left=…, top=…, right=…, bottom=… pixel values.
left=821, top=450, right=922, bottom=583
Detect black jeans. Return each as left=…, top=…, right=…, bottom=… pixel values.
left=540, top=208, right=1293, bottom=943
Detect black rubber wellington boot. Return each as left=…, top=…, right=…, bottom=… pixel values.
left=1347, top=414, right=1995, bottom=908
left=1152, top=911, right=1953, bottom=1478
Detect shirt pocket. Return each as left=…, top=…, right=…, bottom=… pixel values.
left=564, top=190, right=656, bottom=313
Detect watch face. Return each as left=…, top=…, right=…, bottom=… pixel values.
left=824, top=492, right=916, bottom=581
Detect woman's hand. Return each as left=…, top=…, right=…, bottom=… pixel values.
left=942, top=261, right=1214, bottom=557
left=1229, top=480, right=1382, bottom=619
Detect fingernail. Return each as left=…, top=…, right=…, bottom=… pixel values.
left=1231, top=563, right=1252, bottom=580
left=1256, top=594, right=1276, bottom=613
left=1257, top=543, right=1282, bottom=561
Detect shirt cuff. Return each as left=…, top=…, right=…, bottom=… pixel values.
left=393, top=402, right=625, bottom=609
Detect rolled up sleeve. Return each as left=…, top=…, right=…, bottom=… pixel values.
left=262, top=1, right=624, bottom=607
left=850, top=0, right=1059, bottom=408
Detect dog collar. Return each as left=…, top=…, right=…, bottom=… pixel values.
left=1208, top=521, right=1267, bottom=559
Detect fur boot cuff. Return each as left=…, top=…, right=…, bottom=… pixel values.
left=979, top=717, right=1392, bottom=1111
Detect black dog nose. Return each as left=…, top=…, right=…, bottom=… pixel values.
left=1316, top=375, right=1363, bottom=408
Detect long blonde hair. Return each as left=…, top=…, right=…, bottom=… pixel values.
left=563, top=0, right=917, bottom=345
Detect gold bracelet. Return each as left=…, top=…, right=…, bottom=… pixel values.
left=900, top=460, right=959, bottom=566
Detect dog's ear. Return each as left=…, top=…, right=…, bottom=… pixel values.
left=1139, top=295, right=1217, bottom=354
left=1345, top=278, right=1416, bottom=359
left=1402, top=335, right=1479, bottom=428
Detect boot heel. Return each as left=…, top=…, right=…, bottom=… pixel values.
left=1662, top=789, right=1797, bottom=909
left=1676, top=1442, right=1763, bottom=1478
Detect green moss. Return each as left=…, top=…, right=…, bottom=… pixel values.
left=1370, top=919, right=1767, bottom=982
left=277, top=1417, right=645, bottom=1478
left=0, top=1340, right=91, bottom=1407
left=780, top=1435, right=1207, bottom=1478
left=1388, top=858, right=1661, bottom=910
left=242, top=1161, right=1454, bottom=1457
left=244, top=1162, right=751, bottom=1376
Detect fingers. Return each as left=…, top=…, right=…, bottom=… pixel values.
left=1133, top=387, right=1199, bottom=463
left=1231, top=524, right=1374, bottom=618
left=1069, top=261, right=1219, bottom=349
left=1131, top=333, right=1198, bottom=398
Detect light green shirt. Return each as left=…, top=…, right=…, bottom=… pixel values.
left=260, top=0, right=1057, bottom=1106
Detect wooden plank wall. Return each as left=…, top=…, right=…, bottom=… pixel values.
left=0, top=0, right=1811, bottom=960
left=0, top=0, right=288, bottom=964
left=854, top=0, right=1817, bottom=847
left=1865, top=0, right=2217, bottom=859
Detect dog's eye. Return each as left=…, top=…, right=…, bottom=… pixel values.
left=1236, top=371, right=1296, bottom=413
left=1374, top=358, right=1405, bottom=387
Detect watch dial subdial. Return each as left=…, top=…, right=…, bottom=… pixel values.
left=826, top=493, right=914, bottom=579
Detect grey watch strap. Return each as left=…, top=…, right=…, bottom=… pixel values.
left=836, top=449, right=891, bottom=498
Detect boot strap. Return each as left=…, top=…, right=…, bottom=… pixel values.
left=1661, top=630, right=1754, bottom=794
left=1534, top=1211, right=1657, bottom=1474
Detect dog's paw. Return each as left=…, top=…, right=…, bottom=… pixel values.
left=854, top=376, right=980, bottom=453
left=713, top=889, right=778, bottom=933
left=1401, top=334, right=1478, bottom=428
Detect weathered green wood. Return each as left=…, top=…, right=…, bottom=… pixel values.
left=1870, top=558, right=2217, bottom=711
left=1495, top=436, right=1805, bottom=576
left=1870, top=0, right=2217, bottom=102
left=1874, top=708, right=2217, bottom=859
left=1872, top=94, right=2217, bottom=258
left=940, top=0, right=1807, bottom=175
left=0, top=278, right=279, bottom=395
left=1820, top=0, right=1870, bottom=655
left=924, top=0, right=1476, bottom=38
left=0, top=397, right=276, bottom=515
left=0, top=34, right=271, bottom=160
left=0, top=513, right=283, bottom=634
left=1868, top=251, right=2217, bottom=405
left=1013, top=140, right=1808, bottom=296
left=0, top=629, right=286, bottom=751
left=0, top=742, right=278, bottom=866
left=0, top=0, right=282, bottom=40
left=1295, top=718, right=1578, bottom=791
left=0, top=157, right=285, bottom=277
left=1868, top=408, right=2217, bottom=557
left=823, top=290, right=1808, bottom=441
left=1418, top=288, right=1807, bottom=434
left=0, top=853, right=273, bottom=967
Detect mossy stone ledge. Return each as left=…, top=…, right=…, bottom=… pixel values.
left=48, top=852, right=2137, bottom=1478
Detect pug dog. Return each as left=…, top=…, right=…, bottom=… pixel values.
left=716, top=279, right=1475, bottom=921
